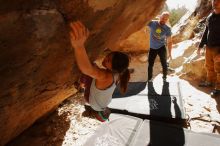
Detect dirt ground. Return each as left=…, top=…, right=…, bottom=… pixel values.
left=7, top=54, right=220, bottom=146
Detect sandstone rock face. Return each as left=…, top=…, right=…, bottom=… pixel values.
left=172, top=0, right=212, bottom=44
left=182, top=58, right=206, bottom=79
left=56, top=0, right=164, bottom=54
left=0, top=9, right=76, bottom=146
left=119, top=27, right=150, bottom=52
left=172, top=14, right=199, bottom=44
left=170, top=0, right=212, bottom=80
left=0, top=0, right=165, bottom=145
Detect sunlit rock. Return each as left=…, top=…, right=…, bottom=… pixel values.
left=0, top=0, right=165, bottom=145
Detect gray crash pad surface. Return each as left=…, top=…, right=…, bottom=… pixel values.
left=110, top=81, right=185, bottom=122
left=83, top=114, right=143, bottom=146
left=84, top=114, right=220, bottom=146
left=131, top=119, right=220, bottom=146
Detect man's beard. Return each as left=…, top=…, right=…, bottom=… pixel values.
left=159, top=21, right=165, bottom=25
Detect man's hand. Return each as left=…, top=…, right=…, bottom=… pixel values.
left=197, top=48, right=202, bottom=56
left=69, top=21, right=89, bottom=49
left=168, top=53, right=173, bottom=60
left=167, top=36, right=173, bottom=60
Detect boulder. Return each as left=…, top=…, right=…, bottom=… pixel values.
left=172, top=0, right=212, bottom=44
left=0, top=0, right=165, bottom=145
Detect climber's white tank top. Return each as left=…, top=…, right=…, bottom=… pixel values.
left=89, top=74, right=117, bottom=111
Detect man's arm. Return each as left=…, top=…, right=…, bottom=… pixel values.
left=148, top=20, right=153, bottom=27
left=145, top=21, right=153, bottom=34
left=197, top=26, right=208, bottom=55
left=167, top=36, right=173, bottom=59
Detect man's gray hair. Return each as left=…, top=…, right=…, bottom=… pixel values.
left=161, top=11, right=170, bottom=16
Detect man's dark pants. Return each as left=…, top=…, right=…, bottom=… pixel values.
left=148, top=46, right=167, bottom=80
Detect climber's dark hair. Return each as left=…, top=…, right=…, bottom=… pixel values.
left=110, top=51, right=130, bottom=94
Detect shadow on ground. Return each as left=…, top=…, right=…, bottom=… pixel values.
left=6, top=105, right=71, bottom=146
left=148, top=81, right=185, bottom=146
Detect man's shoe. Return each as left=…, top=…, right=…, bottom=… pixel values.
left=198, top=81, right=213, bottom=87
left=210, top=89, right=220, bottom=98
left=168, top=67, right=175, bottom=73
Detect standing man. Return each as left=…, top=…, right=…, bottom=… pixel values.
left=147, top=11, right=172, bottom=82
left=198, top=0, right=220, bottom=98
